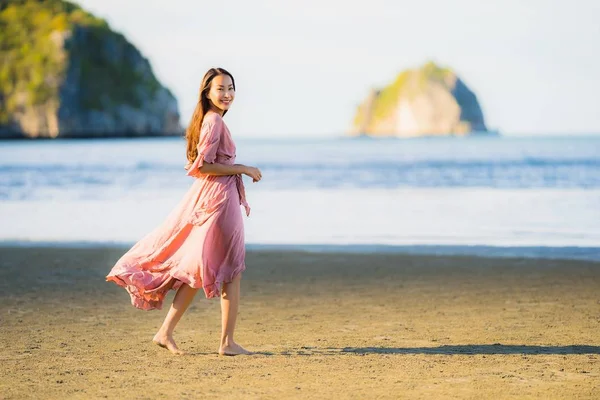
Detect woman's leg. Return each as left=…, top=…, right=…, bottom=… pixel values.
left=153, top=282, right=198, bottom=355
left=219, top=273, right=251, bottom=355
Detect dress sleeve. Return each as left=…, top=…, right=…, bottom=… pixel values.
left=185, top=116, right=222, bottom=177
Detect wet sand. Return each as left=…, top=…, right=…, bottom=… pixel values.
left=1, top=246, right=599, bottom=399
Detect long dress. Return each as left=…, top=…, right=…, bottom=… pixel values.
left=106, top=111, right=250, bottom=310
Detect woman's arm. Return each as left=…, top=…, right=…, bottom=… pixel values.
left=198, top=162, right=246, bottom=176
left=199, top=163, right=262, bottom=182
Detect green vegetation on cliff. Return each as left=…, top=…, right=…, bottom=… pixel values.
left=353, top=62, right=453, bottom=130
left=352, top=61, right=488, bottom=136
left=0, top=0, right=101, bottom=122
left=0, top=0, right=162, bottom=125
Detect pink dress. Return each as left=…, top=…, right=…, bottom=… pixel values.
left=106, top=111, right=250, bottom=310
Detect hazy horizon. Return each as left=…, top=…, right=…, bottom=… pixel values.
left=73, top=0, right=600, bottom=138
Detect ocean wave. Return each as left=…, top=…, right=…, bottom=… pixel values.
left=0, top=160, right=598, bottom=202
left=0, top=157, right=598, bottom=172
left=1, top=137, right=599, bottom=200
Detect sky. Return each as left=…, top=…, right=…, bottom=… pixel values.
left=74, top=0, right=600, bottom=137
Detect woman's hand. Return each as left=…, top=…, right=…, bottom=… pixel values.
left=244, top=166, right=262, bottom=183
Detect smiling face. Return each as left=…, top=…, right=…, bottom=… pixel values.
left=207, top=74, right=235, bottom=114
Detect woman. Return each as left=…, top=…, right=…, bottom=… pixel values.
left=106, top=67, right=262, bottom=356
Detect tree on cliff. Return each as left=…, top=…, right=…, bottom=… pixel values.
left=351, top=62, right=492, bottom=137
left=0, top=0, right=180, bottom=138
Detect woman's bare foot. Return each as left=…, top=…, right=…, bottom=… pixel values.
left=219, top=341, right=252, bottom=356
left=152, top=332, right=185, bottom=355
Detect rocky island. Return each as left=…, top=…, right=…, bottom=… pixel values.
left=351, top=62, right=495, bottom=137
left=0, top=0, right=181, bottom=139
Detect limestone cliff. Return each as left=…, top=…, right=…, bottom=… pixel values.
left=351, top=62, right=493, bottom=137
left=0, top=0, right=181, bottom=138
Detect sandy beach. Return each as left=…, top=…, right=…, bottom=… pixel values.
left=1, top=246, right=599, bottom=399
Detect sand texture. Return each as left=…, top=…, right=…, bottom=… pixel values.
left=1, top=247, right=599, bottom=399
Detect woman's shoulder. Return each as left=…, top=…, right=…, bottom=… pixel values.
left=203, top=111, right=224, bottom=125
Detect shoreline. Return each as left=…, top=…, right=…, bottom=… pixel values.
left=1, top=241, right=599, bottom=262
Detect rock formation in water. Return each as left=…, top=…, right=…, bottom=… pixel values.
left=351, top=62, right=494, bottom=137
left=0, top=0, right=181, bottom=138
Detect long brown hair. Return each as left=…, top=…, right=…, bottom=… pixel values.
left=185, top=67, right=236, bottom=163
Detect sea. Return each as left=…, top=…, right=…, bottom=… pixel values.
left=1, top=135, right=599, bottom=261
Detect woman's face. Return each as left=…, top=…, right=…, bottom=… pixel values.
left=207, top=74, right=235, bottom=113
